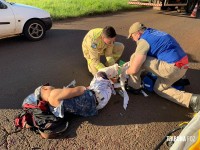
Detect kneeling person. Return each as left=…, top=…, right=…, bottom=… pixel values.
left=82, top=26, right=124, bottom=75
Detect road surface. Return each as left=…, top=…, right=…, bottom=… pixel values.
left=0, top=8, right=200, bottom=150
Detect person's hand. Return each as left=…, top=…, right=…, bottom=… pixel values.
left=120, top=64, right=129, bottom=79
left=123, top=62, right=130, bottom=70
left=81, top=86, right=87, bottom=91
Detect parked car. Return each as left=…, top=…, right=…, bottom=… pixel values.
left=0, top=0, right=52, bottom=41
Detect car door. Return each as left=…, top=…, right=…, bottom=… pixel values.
left=0, top=1, right=15, bottom=37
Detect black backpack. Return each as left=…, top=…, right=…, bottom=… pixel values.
left=14, top=94, right=68, bottom=139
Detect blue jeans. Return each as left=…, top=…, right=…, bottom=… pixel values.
left=63, top=90, right=98, bottom=117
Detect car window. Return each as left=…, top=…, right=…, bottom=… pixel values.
left=0, top=1, right=7, bottom=9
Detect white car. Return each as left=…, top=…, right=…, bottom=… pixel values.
left=0, top=0, right=52, bottom=41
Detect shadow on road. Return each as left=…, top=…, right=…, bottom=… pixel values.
left=0, top=29, right=199, bottom=139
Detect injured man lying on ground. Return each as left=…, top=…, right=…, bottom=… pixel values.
left=31, top=63, right=129, bottom=119
left=17, top=63, right=138, bottom=138
left=21, top=63, right=137, bottom=132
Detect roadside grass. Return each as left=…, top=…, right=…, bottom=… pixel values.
left=8, top=0, right=142, bottom=20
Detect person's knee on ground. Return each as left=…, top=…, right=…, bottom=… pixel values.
left=88, top=63, right=98, bottom=76
left=153, top=81, right=171, bottom=94
left=153, top=83, right=188, bottom=107
left=153, top=86, right=170, bottom=100
left=154, top=84, right=200, bottom=113
left=89, top=69, right=97, bottom=76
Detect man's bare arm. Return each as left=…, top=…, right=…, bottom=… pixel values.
left=126, top=54, right=146, bottom=75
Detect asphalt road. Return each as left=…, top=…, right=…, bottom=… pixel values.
left=0, top=8, right=200, bottom=150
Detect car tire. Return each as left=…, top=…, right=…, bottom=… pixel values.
left=23, top=19, right=46, bottom=41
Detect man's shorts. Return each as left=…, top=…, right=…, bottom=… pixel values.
left=63, top=90, right=98, bottom=117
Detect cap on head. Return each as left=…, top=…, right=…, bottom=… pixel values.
left=34, top=83, right=49, bottom=100
left=128, top=22, right=146, bottom=38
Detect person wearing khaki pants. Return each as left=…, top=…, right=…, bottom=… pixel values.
left=82, top=26, right=124, bottom=75
left=125, top=22, right=200, bottom=112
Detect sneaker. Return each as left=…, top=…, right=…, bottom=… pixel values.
left=125, top=84, right=141, bottom=95
left=189, top=94, right=200, bottom=113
